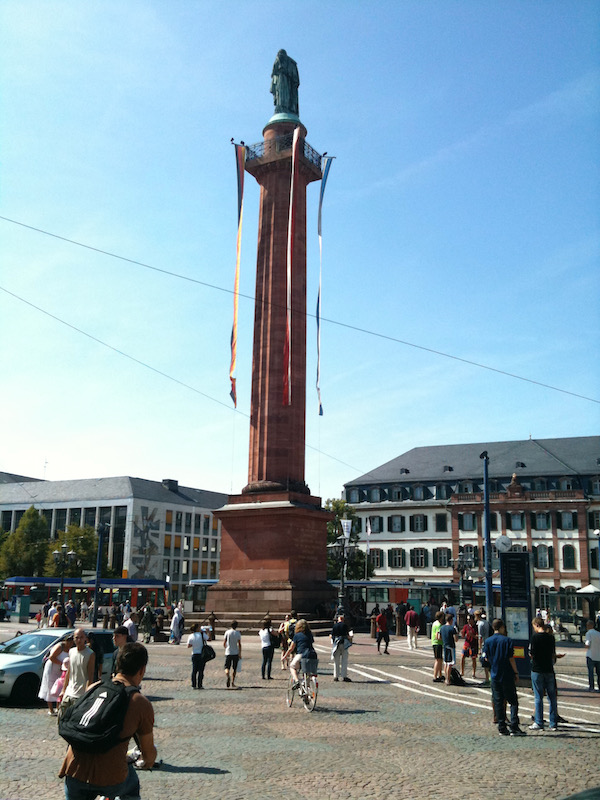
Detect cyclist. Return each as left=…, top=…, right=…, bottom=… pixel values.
left=282, top=619, right=317, bottom=689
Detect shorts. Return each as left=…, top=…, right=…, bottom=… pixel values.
left=443, top=646, right=455, bottom=664
left=463, top=642, right=478, bottom=658
left=377, top=630, right=390, bottom=645
left=432, top=644, right=442, bottom=659
left=225, top=654, right=240, bottom=670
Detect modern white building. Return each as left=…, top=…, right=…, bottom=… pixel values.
left=0, top=473, right=227, bottom=602
left=344, top=436, right=600, bottom=613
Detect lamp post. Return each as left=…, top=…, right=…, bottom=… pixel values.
left=53, top=541, right=76, bottom=603
left=92, top=522, right=110, bottom=628
left=328, top=518, right=354, bottom=614
left=480, top=450, right=494, bottom=622
left=594, top=529, right=600, bottom=621
left=450, top=552, right=474, bottom=609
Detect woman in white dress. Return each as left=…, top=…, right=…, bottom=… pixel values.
left=38, top=634, right=73, bottom=715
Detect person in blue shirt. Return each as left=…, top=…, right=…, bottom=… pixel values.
left=282, top=619, right=317, bottom=689
left=483, top=618, right=525, bottom=736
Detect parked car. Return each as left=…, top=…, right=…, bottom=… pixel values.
left=0, top=627, right=115, bottom=704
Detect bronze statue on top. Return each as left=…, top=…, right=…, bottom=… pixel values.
left=270, top=49, right=300, bottom=116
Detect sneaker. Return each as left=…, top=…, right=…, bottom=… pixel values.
left=291, top=681, right=300, bottom=690
left=498, top=727, right=510, bottom=736
left=343, top=677, right=352, bottom=682
left=547, top=726, right=558, bottom=731
left=528, top=723, right=544, bottom=731
left=510, top=727, right=526, bottom=736
left=333, top=677, right=339, bottom=682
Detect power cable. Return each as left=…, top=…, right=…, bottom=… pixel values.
left=1, top=215, right=597, bottom=405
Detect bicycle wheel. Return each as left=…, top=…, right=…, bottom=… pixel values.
left=286, top=676, right=295, bottom=707
left=302, top=675, right=318, bottom=712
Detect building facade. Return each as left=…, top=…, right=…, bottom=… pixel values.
left=344, top=437, right=600, bottom=612
left=0, top=474, right=227, bottom=602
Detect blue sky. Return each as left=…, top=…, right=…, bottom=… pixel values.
left=1, top=1, right=599, bottom=502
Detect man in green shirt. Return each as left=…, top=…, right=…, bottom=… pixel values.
left=431, top=610, right=444, bottom=682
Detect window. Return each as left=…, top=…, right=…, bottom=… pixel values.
left=459, top=513, right=476, bottom=531
left=370, top=516, right=383, bottom=534
left=182, top=560, right=188, bottom=575
left=558, top=478, right=573, bottom=491
left=70, top=508, right=82, bottom=527
left=490, top=512, right=498, bottom=532
left=391, top=487, right=403, bottom=501
left=436, top=484, right=449, bottom=500
left=370, top=548, right=384, bottom=569
left=433, top=547, right=451, bottom=568
left=563, top=544, right=576, bottom=570
left=172, top=560, right=180, bottom=576
left=193, top=537, right=200, bottom=556
left=203, top=517, right=210, bottom=535
left=534, top=512, right=550, bottom=531
left=564, top=586, right=577, bottom=612
left=435, top=513, right=448, bottom=532
left=507, top=512, right=524, bottom=531
left=510, top=544, right=527, bottom=553
left=184, top=536, right=190, bottom=551
left=210, top=562, right=218, bottom=579
left=410, top=548, right=428, bottom=568
left=211, top=539, right=218, bottom=554
left=492, top=546, right=500, bottom=571
left=175, top=511, right=183, bottom=532
left=459, top=481, right=474, bottom=494
left=191, top=561, right=199, bottom=578
left=534, top=478, right=547, bottom=491
left=537, top=585, right=550, bottom=609
left=389, top=515, right=405, bottom=533
left=534, top=544, right=552, bottom=569
left=165, top=510, right=173, bottom=532
left=348, top=488, right=359, bottom=504
left=589, top=510, right=600, bottom=530
left=370, top=488, right=381, bottom=502
left=194, top=514, right=202, bottom=533
left=84, top=508, right=96, bottom=527
left=1, top=510, right=12, bottom=531
left=590, top=548, right=599, bottom=571
left=560, top=511, right=576, bottom=530
left=591, top=478, right=600, bottom=496
left=185, top=513, right=192, bottom=534
left=413, top=485, right=424, bottom=501
left=409, top=514, right=427, bottom=532
left=202, top=538, right=209, bottom=553
left=389, top=548, right=405, bottom=568
left=462, top=544, right=478, bottom=567
left=173, top=535, right=181, bottom=556
left=163, top=535, right=171, bottom=555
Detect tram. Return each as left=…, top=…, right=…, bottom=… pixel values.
left=1, top=576, right=168, bottom=615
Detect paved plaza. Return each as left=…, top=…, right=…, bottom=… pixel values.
left=0, top=620, right=598, bottom=800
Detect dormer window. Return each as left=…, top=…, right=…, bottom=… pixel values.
left=400, top=468, right=410, bottom=475
left=348, top=488, right=359, bottom=504
left=413, top=485, right=424, bottom=501
left=443, top=465, right=453, bottom=472
left=370, top=487, right=381, bottom=502
left=459, top=481, right=474, bottom=494
left=436, top=484, right=449, bottom=500
left=533, top=478, right=547, bottom=491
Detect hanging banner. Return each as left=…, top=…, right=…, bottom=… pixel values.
left=229, top=143, right=246, bottom=406
left=283, top=127, right=301, bottom=406
left=316, top=156, right=333, bottom=416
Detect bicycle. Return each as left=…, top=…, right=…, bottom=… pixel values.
left=286, top=656, right=318, bottom=712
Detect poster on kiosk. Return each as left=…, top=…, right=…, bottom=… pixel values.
left=499, top=543, right=535, bottom=678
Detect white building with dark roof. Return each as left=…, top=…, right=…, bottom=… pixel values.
left=0, top=474, right=227, bottom=602
left=344, top=436, right=600, bottom=612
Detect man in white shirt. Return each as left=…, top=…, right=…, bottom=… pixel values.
left=60, top=628, right=95, bottom=708
left=584, top=619, right=600, bottom=692
left=187, top=623, right=208, bottom=689
left=223, top=621, right=242, bottom=688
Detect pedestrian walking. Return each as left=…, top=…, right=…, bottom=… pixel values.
left=187, top=623, right=208, bottom=689
left=258, top=619, right=276, bottom=680
left=584, top=619, right=600, bottom=692
left=376, top=608, right=390, bottom=654
left=405, top=604, right=420, bottom=650
left=460, top=615, right=479, bottom=678
left=330, top=610, right=353, bottom=682
left=38, top=634, right=73, bottom=715
left=223, top=620, right=242, bottom=688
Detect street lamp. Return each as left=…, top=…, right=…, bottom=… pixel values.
left=53, top=541, right=76, bottom=603
left=450, top=551, right=474, bottom=609
left=480, top=450, right=494, bottom=622
left=328, top=518, right=354, bottom=614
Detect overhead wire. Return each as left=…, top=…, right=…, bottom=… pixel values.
left=0, top=215, right=597, bottom=405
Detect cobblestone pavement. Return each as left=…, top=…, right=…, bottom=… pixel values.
left=0, top=621, right=598, bottom=800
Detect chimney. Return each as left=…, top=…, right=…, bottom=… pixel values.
left=162, top=479, right=178, bottom=493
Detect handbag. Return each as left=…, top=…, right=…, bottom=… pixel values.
left=202, top=644, right=216, bottom=662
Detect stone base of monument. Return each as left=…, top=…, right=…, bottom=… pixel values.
left=205, top=491, right=335, bottom=615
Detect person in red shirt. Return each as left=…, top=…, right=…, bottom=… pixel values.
left=404, top=605, right=420, bottom=650
left=376, top=610, right=390, bottom=654
left=461, top=615, right=479, bottom=678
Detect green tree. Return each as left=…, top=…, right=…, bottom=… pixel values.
left=0, top=506, right=49, bottom=577
left=44, top=524, right=100, bottom=578
left=324, top=498, right=373, bottom=581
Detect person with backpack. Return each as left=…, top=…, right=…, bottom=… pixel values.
left=58, top=641, right=156, bottom=800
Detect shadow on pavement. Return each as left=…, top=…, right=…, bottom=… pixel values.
left=159, top=764, right=230, bottom=775
left=313, top=708, right=373, bottom=716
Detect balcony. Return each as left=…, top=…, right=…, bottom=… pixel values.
left=245, top=133, right=322, bottom=170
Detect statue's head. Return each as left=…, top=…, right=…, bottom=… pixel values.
left=277, top=49, right=287, bottom=58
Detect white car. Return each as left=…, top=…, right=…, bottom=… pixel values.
left=0, top=627, right=115, bottom=704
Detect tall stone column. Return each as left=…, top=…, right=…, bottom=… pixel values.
left=205, top=57, right=334, bottom=615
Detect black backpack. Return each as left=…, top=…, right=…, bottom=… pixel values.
left=59, top=681, right=139, bottom=753
left=449, top=666, right=467, bottom=686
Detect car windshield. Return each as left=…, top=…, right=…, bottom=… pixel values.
left=0, top=633, right=58, bottom=656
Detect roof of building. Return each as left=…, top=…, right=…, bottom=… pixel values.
left=346, top=436, right=600, bottom=486
left=0, top=474, right=227, bottom=509
left=0, top=471, right=41, bottom=485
